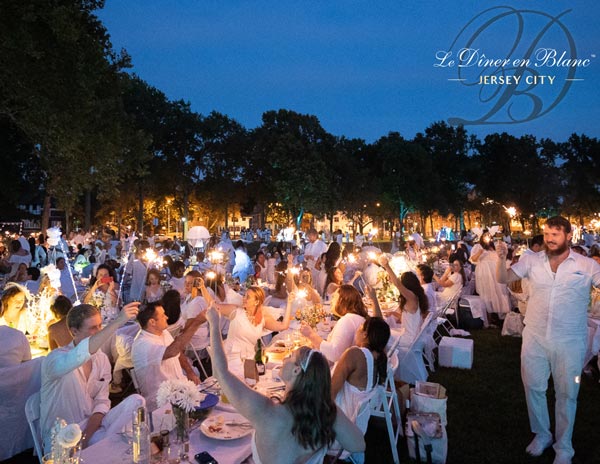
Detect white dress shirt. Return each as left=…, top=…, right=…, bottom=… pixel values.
left=41, top=338, right=111, bottom=448
left=511, top=250, right=600, bottom=340
left=131, top=329, right=185, bottom=411
left=304, top=239, right=328, bottom=271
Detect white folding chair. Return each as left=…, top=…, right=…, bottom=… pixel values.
left=25, top=392, right=44, bottom=464
left=128, top=368, right=141, bottom=394
left=396, top=313, right=436, bottom=385
left=370, top=365, right=403, bottom=464
left=187, top=344, right=210, bottom=379
left=434, top=293, right=460, bottom=343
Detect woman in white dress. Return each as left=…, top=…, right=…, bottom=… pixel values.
left=200, top=283, right=293, bottom=353
left=434, top=259, right=465, bottom=306
left=379, top=255, right=429, bottom=348
left=141, top=268, right=164, bottom=303
left=469, top=233, right=510, bottom=322
left=0, top=284, right=29, bottom=333
left=330, top=317, right=390, bottom=460
left=207, top=305, right=365, bottom=464
left=300, top=285, right=369, bottom=363
left=83, top=264, right=120, bottom=321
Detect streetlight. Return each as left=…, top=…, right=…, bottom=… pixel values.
left=166, top=198, right=172, bottom=236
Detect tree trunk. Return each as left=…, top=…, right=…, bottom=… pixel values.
left=85, top=189, right=92, bottom=230
left=224, top=203, right=229, bottom=230
left=429, top=215, right=434, bottom=237
left=183, top=190, right=189, bottom=240
left=137, top=185, right=144, bottom=236
left=41, top=193, right=51, bottom=237
left=65, top=209, right=70, bottom=235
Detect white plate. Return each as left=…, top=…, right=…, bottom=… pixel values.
left=200, top=413, right=253, bottom=440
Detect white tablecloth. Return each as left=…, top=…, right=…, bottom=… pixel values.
left=81, top=405, right=253, bottom=464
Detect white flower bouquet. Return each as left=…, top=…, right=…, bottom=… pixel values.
left=157, top=379, right=205, bottom=443
left=156, top=379, right=205, bottom=413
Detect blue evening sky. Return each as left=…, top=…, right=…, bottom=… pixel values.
left=98, top=0, right=599, bottom=143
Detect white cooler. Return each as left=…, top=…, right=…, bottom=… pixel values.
left=438, top=337, right=473, bottom=369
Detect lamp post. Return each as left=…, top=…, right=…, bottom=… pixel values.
left=166, top=198, right=172, bottom=237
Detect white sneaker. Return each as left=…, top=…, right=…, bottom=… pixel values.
left=525, top=434, right=553, bottom=457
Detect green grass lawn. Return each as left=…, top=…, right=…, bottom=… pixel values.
left=418, top=329, right=600, bottom=464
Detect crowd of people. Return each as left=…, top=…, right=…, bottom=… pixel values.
left=1, top=217, right=599, bottom=463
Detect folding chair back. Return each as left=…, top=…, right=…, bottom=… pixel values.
left=25, top=392, right=44, bottom=463
left=370, top=365, right=402, bottom=464
left=396, top=313, right=436, bottom=384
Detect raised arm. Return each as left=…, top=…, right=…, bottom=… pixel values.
left=364, top=284, right=383, bottom=318
left=378, top=255, right=418, bottom=307
left=264, top=291, right=295, bottom=332
left=163, top=311, right=206, bottom=360
left=88, top=302, right=140, bottom=354
left=198, top=278, right=237, bottom=317
left=495, top=241, right=520, bottom=284
left=206, top=304, right=272, bottom=422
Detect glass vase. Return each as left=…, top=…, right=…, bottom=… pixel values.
left=171, top=405, right=190, bottom=444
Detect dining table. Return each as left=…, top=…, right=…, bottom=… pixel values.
left=80, top=344, right=297, bottom=464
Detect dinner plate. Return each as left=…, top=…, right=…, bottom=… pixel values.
left=197, top=393, right=219, bottom=410
left=267, top=345, right=287, bottom=354
left=200, top=413, right=253, bottom=440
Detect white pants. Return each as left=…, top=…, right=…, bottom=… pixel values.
left=521, top=327, right=586, bottom=459
left=85, top=394, right=145, bottom=446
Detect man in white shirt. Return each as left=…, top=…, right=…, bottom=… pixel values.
left=131, top=300, right=206, bottom=410
left=303, top=229, right=328, bottom=284
left=497, top=216, right=600, bottom=464
left=416, top=264, right=438, bottom=312
left=41, top=302, right=144, bottom=450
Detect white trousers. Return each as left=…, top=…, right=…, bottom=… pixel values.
left=521, top=327, right=586, bottom=459
left=85, top=394, right=146, bottom=446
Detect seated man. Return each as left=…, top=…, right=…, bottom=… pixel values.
left=131, top=301, right=206, bottom=410
left=41, top=302, right=144, bottom=450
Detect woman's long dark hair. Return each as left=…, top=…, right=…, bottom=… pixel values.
left=324, top=241, right=341, bottom=270
left=323, top=266, right=341, bottom=297
left=364, top=317, right=391, bottom=385
left=451, top=259, right=467, bottom=286
left=283, top=347, right=337, bottom=450
left=399, top=272, right=429, bottom=316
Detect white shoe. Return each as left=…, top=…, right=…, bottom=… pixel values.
left=525, top=434, right=553, bottom=457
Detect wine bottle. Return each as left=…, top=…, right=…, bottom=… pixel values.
left=255, top=338, right=265, bottom=375
left=132, top=406, right=151, bottom=464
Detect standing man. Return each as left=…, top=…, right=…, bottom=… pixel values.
left=41, top=302, right=144, bottom=450
left=496, top=216, right=600, bottom=464
left=303, top=229, right=328, bottom=285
